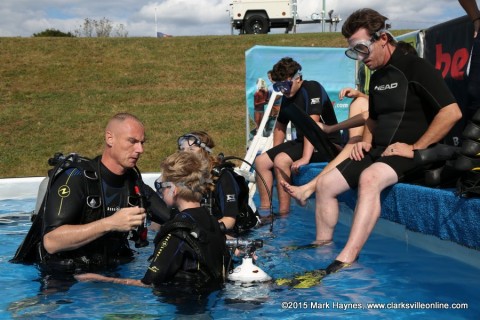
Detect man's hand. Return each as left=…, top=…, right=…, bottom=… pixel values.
left=105, top=207, right=146, bottom=232
left=382, top=142, right=415, bottom=158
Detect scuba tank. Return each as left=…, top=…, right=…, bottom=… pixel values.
left=226, top=239, right=271, bottom=283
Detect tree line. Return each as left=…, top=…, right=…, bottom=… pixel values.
left=33, top=18, right=128, bottom=37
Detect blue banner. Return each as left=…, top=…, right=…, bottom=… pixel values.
left=245, top=45, right=356, bottom=123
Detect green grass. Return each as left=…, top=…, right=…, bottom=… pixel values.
left=0, top=32, right=408, bottom=178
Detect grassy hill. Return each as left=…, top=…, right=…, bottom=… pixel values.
left=0, top=32, right=406, bottom=178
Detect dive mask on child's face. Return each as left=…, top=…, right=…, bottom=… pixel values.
left=272, top=71, right=302, bottom=96
left=154, top=178, right=175, bottom=199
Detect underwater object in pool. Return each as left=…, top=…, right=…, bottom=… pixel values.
left=0, top=212, right=32, bottom=225
left=275, top=269, right=327, bottom=288
left=223, top=281, right=271, bottom=307
left=282, top=240, right=333, bottom=251
left=7, top=295, right=68, bottom=318
left=275, top=260, right=352, bottom=288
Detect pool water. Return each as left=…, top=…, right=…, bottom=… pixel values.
left=0, top=196, right=478, bottom=319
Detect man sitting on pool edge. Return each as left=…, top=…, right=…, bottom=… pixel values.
left=282, top=8, right=462, bottom=281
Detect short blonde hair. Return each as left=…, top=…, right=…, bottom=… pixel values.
left=160, top=151, right=211, bottom=202
left=256, top=78, right=268, bottom=90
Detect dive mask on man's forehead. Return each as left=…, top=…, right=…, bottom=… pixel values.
left=272, top=70, right=302, bottom=95
left=177, top=134, right=212, bottom=153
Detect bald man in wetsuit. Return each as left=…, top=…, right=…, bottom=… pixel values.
left=40, top=113, right=169, bottom=273
left=303, top=9, right=462, bottom=274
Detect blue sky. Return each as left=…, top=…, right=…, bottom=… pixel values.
left=0, top=0, right=467, bottom=37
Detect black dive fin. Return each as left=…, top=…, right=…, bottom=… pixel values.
left=282, top=103, right=339, bottom=160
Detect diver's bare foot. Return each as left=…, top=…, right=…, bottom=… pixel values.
left=280, top=180, right=310, bottom=207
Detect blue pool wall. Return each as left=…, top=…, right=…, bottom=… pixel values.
left=292, top=162, right=480, bottom=253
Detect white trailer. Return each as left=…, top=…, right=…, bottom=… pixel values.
left=229, top=0, right=340, bottom=34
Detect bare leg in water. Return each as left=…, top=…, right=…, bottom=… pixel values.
left=254, top=152, right=274, bottom=211
left=280, top=94, right=368, bottom=206
left=273, top=152, right=295, bottom=214
left=330, top=163, right=398, bottom=264
left=280, top=141, right=359, bottom=206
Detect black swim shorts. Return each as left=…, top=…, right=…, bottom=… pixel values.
left=266, top=140, right=331, bottom=163
left=337, top=147, right=424, bottom=188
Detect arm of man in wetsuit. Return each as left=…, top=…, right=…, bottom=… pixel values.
left=280, top=103, right=339, bottom=160
left=417, top=104, right=463, bottom=147
left=142, top=184, right=171, bottom=224
left=273, top=121, right=287, bottom=147
left=292, top=114, right=321, bottom=172
left=384, top=103, right=462, bottom=159
left=42, top=168, right=146, bottom=254
left=381, top=56, right=462, bottom=159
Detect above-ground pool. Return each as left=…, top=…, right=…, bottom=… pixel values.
left=0, top=190, right=479, bottom=319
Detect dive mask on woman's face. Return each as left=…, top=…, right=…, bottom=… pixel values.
left=177, top=134, right=212, bottom=153
left=178, top=135, right=200, bottom=152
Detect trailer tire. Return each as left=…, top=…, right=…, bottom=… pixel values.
left=244, top=15, right=269, bottom=34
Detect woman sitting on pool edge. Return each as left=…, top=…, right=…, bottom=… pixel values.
left=75, top=151, right=231, bottom=288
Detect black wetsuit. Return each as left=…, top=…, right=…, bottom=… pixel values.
left=142, top=207, right=227, bottom=287
left=266, top=80, right=342, bottom=162
left=40, top=158, right=170, bottom=273
left=209, top=165, right=258, bottom=234
left=338, top=48, right=457, bottom=187
left=211, top=169, right=239, bottom=221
